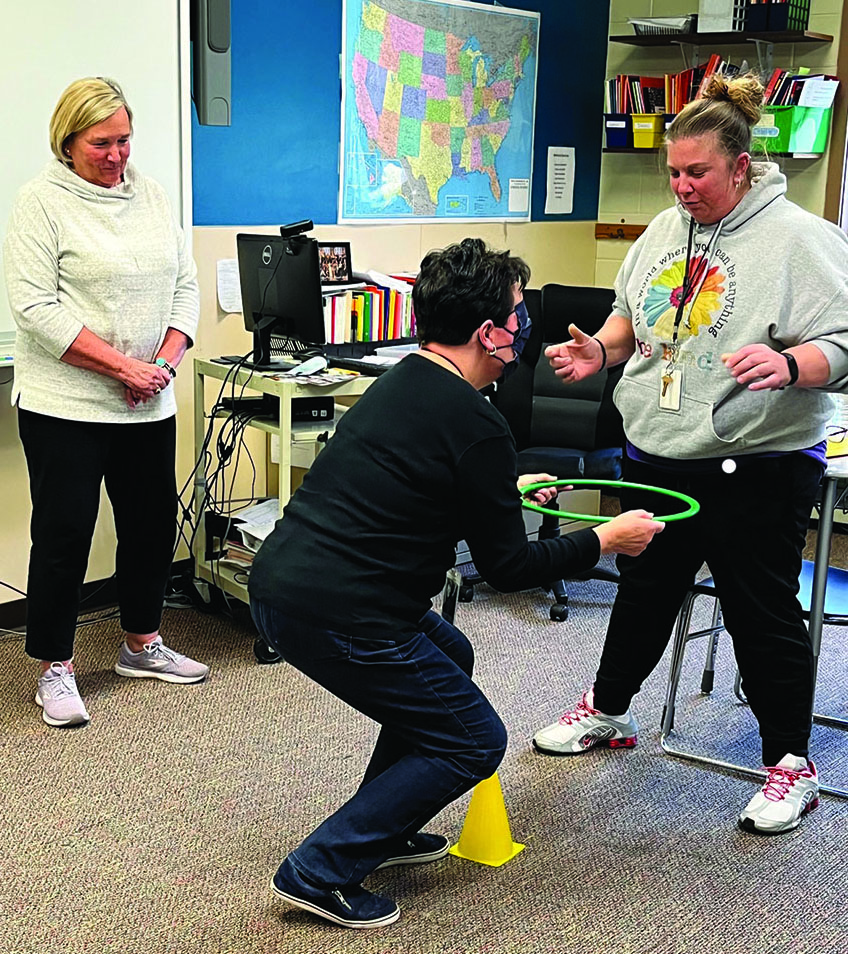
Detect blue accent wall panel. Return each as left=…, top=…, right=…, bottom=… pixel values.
left=192, top=0, right=609, bottom=225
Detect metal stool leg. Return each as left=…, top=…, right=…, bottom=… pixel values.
left=733, top=667, right=747, bottom=705
left=660, top=582, right=848, bottom=800
left=441, top=567, right=461, bottom=626
left=660, top=590, right=698, bottom=737
left=699, top=601, right=722, bottom=693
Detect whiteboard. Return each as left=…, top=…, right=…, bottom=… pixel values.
left=0, top=0, right=191, bottom=345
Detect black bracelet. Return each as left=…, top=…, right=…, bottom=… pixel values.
left=593, top=338, right=607, bottom=372
left=780, top=351, right=799, bottom=389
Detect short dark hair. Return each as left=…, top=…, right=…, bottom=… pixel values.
left=413, top=238, right=531, bottom=346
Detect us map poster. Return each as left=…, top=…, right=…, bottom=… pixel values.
left=340, top=0, right=540, bottom=223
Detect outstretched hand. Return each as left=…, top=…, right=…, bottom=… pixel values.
left=545, top=325, right=604, bottom=383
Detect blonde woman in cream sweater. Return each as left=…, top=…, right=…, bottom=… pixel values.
left=4, top=77, right=206, bottom=728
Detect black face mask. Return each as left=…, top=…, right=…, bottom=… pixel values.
left=490, top=299, right=531, bottom=381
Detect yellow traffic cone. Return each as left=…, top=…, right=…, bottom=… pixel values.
left=448, top=772, right=525, bottom=867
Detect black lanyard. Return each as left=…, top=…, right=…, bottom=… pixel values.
left=671, top=216, right=722, bottom=348
left=671, top=218, right=697, bottom=347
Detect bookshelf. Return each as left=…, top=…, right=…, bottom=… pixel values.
left=604, top=29, right=835, bottom=159
left=192, top=358, right=375, bottom=605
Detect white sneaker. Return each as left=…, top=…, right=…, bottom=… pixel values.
left=533, top=689, right=638, bottom=755
left=35, top=662, right=90, bottom=727
left=738, top=754, right=819, bottom=835
left=114, top=636, right=208, bottom=684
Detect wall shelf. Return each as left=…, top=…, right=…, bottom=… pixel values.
left=603, top=147, right=660, bottom=154
left=610, top=30, right=832, bottom=73
left=603, top=147, right=822, bottom=159
left=609, top=30, right=832, bottom=47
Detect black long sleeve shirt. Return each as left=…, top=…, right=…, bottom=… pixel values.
left=249, top=354, right=601, bottom=637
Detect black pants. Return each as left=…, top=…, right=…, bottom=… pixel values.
left=18, top=410, right=177, bottom=661
left=593, top=452, right=823, bottom=766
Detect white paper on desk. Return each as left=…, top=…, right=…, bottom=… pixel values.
left=798, top=79, right=839, bottom=109
left=217, top=259, right=242, bottom=313
left=545, top=146, right=574, bottom=215
left=233, top=498, right=279, bottom=545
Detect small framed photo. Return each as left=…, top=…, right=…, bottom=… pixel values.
left=317, top=242, right=353, bottom=285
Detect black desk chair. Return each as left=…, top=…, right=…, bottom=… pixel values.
left=459, top=283, right=624, bottom=620
left=524, top=283, right=624, bottom=619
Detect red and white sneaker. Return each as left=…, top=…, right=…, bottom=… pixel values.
left=738, top=754, right=819, bottom=835
left=533, top=689, right=638, bottom=755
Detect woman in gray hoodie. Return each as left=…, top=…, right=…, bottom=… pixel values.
left=533, top=73, right=848, bottom=836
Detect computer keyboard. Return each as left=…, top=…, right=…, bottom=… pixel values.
left=328, top=355, right=399, bottom=376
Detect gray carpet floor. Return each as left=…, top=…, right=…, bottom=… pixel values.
left=1, top=568, right=847, bottom=954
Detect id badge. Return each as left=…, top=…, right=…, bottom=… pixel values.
left=659, top=367, right=683, bottom=411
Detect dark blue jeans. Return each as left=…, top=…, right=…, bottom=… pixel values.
left=250, top=601, right=507, bottom=888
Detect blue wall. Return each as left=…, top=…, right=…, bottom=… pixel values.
left=191, top=0, right=610, bottom=225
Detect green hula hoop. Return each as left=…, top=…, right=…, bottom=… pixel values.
left=521, top=478, right=700, bottom=524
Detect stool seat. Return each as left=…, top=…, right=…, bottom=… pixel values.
left=798, top=561, right=848, bottom=620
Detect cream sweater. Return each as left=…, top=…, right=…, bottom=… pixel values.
left=3, top=160, right=199, bottom=422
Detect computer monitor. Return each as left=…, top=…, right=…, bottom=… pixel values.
left=236, top=230, right=325, bottom=370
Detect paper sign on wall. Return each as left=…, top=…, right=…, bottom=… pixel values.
left=545, top=147, right=574, bottom=215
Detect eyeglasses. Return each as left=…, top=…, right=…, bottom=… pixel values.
left=827, top=424, right=848, bottom=442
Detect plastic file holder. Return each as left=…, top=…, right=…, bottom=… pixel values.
left=753, top=105, right=832, bottom=155
left=604, top=113, right=632, bottom=148
left=769, top=0, right=810, bottom=32
left=745, top=2, right=769, bottom=30
left=746, top=0, right=810, bottom=31
left=632, top=113, right=664, bottom=148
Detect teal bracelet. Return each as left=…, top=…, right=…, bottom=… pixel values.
left=155, top=357, right=177, bottom=378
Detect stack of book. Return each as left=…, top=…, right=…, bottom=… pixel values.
left=664, top=53, right=742, bottom=114
left=605, top=74, right=665, bottom=114
left=218, top=539, right=257, bottom=574
left=763, top=68, right=839, bottom=106
left=604, top=55, right=743, bottom=119
left=323, top=270, right=416, bottom=345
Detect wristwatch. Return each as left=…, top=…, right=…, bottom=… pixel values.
left=780, top=351, right=799, bottom=389
left=155, top=357, right=177, bottom=378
